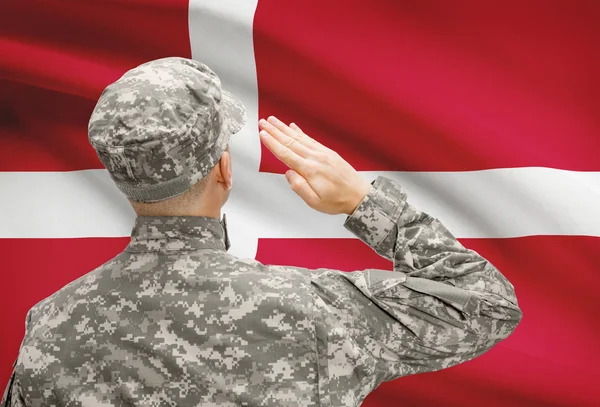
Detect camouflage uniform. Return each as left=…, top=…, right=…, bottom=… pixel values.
left=2, top=57, right=523, bottom=407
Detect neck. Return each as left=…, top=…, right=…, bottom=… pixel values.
left=180, top=207, right=221, bottom=219
left=133, top=203, right=222, bottom=219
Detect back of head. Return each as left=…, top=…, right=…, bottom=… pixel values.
left=88, top=57, right=246, bottom=204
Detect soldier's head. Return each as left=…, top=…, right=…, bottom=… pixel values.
left=88, top=57, right=246, bottom=217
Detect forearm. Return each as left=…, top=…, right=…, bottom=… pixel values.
left=344, top=176, right=522, bottom=336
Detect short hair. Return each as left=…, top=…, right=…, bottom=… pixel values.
left=128, top=174, right=211, bottom=216
left=129, top=144, right=229, bottom=216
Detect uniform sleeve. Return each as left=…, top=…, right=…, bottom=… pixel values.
left=304, top=176, right=523, bottom=405
left=0, top=376, right=25, bottom=407
left=1, top=312, right=31, bottom=407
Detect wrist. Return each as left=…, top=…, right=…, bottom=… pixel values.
left=343, top=176, right=408, bottom=248
left=345, top=181, right=372, bottom=215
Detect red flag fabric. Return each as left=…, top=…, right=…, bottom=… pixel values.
left=1, top=1, right=599, bottom=406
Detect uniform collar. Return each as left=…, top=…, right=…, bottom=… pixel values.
left=125, top=214, right=230, bottom=253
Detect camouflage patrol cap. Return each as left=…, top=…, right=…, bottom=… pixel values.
left=88, top=56, right=246, bottom=202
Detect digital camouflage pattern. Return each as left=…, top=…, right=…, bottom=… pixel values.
left=2, top=175, right=522, bottom=406
left=88, top=57, right=246, bottom=203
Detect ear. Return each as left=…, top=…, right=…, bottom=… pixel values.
left=216, top=148, right=232, bottom=190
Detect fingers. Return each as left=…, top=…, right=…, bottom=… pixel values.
left=289, top=123, right=304, bottom=133
left=285, top=170, right=320, bottom=207
left=265, top=116, right=324, bottom=151
left=259, top=118, right=313, bottom=158
left=259, top=129, right=307, bottom=172
left=289, top=121, right=327, bottom=150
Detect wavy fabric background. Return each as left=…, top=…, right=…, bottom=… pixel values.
left=1, top=0, right=599, bottom=406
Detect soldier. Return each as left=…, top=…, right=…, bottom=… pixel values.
left=2, top=57, right=522, bottom=407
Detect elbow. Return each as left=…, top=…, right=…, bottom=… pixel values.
left=475, top=302, right=523, bottom=352
left=513, top=304, right=524, bottom=325
left=507, top=303, right=524, bottom=336
left=461, top=289, right=523, bottom=349
left=498, top=293, right=524, bottom=335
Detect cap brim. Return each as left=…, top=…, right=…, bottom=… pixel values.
left=221, top=89, right=246, bottom=136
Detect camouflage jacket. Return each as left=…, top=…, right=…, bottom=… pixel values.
left=1, top=176, right=522, bottom=407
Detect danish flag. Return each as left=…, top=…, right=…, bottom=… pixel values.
left=1, top=1, right=599, bottom=406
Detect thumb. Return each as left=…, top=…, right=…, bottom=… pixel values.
left=285, top=170, right=320, bottom=207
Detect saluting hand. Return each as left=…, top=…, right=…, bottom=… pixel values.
left=258, top=116, right=371, bottom=216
